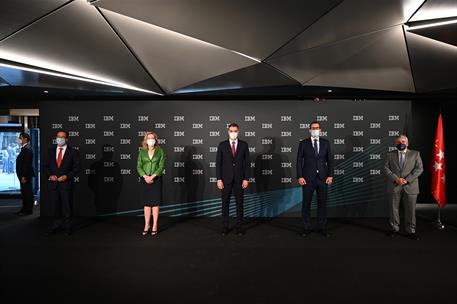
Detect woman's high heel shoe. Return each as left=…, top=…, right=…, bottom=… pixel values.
left=151, top=229, right=158, bottom=236
left=142, top=227, right=151, bottom=236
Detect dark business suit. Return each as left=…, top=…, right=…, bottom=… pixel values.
left=296, top=137, right=333, bottom=231
left=16, top=143, right=35, bottom=214
left=44, top=145, right=81, bottom=232
left=216, top=139, right=250, bottom=228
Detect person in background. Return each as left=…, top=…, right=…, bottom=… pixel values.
left=384, top=134, right=423, bottom=240
left=137, top=131, right=166, bottom=237
left=15, top=132, right=35, bottom=216
left=44, top=129, right=81, bottom=236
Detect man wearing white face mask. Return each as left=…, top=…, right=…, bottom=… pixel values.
left=44, top=129, right=81, bottom=236
left=296, top=121, right=333, bottom=238
left=384, top=135, right=423, bottom=240
left=216, top=123, right=250, bottom=236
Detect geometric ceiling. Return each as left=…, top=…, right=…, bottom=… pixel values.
left=0, top=0, right=456, bottom=96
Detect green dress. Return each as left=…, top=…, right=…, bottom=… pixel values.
left=137, top=147, right=166, bottom=206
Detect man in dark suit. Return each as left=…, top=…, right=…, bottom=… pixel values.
left=44, top=129, right=81, bottom=236
left=296, top=121, right=334, bottom=237
left=15, top=132, right=35, bottom=216
left=216, top=123, right=250, bottom=236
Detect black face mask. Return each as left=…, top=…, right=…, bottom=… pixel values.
left=397, top=143, right=407, bottom=151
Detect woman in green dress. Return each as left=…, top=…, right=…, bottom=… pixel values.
left=137, top=131, right=166, bottom=236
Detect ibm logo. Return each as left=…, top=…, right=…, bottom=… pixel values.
left=299, top=123, right=308, bottom=129
left=209, top=162, right=216, bottom=168
left=69, top=131, right=79, bottom=137
left=389, top=146, right=397, bottom=152
left=248, top=177, right=256, bottom=183
left=120, top=169, right=131, bottom=175
left=209, top=177, right=217, bottom=183
left=370, top=139, right=381, bottom=144
left=85, top=123, right=96, bottom=129
left=353, top=130, right=364, bottom=136
left=369, top=154, right=381, bottom=160
left=334, top=123, right=345, bottom=128
left=85, top=154, right=96, bottom=160
left=316, top=115, right=327, bottom=121
left=85, top=169, right=96, bottom=175
left=281, top=177, right=292, bottom=183
left=155, top=123, right=166, bottom=128
left=281, top=162, right=292, bottom=168
left=248, top=147, right=256, bottom=153
left=209, top=147, right=218, bottom=152
left=262, top=138, right=273, bottom=145
left=370, top=123, right=381, bottom=128
left=103, top=116, right=114, bottom=121
left=281, top=131, right=292, bottom=137
left=352, top=177, right=364, bottom=183
left=281, top=147, right=292, bottom=153
left=174, top=131, right=185, bottom=136
left=174, top=177, right=185, bottom=183
left=353, top=147, right=364, bottom=152
left=262, top=169, right=273, bottom=175
left=104, top=146, right=114, bottom=152
left=120, top=154, right=131, bottom=160
left=192, top=154, right=203, bottom=160
left=174, top=162, right=185, bottom=168
left=389, top=131, right=400, bottom=136
left=352, top=115, right=364, bottom=121
left=388, top=115, right=400, bottom=121
left=245, top=116, right=255, bottom=121
left=158, top=139, right=166, bottom=145
left=281, top=116, right=292, bottom=122
left=138, top=131, right=146, bottom=137
left=52, top=123, right=63, bottom=129
left=334, top=139, right=345, bottom=144
left=120, top=123, right=131, bottom=129
left=174, top=147, right=185, bottom=152
left=192, top=139, right=203, bottom=144
left=262, top=123, right=273, bottom=129
left=192, top=123, right=203, bottom=129
left=104, top=162, right=115, bottom=167
left=192, top=169, right=204, bottom=175
left=353, top=162, right=364, bottom=168
left=68, top=116, right=79, bottom=122
left=209, top=115, right=220, bottom=121
left=245, top=131, right=255, bottom=137
left=334, top=169, right=345, bottom=175
left=85, top=139, right=96, bottom=144
left=370, top=169, right=381, bottom=175
left=120, top=139, right=131, bottom=144
left=262, top=154, right=273, bottom=160
left=138, top=116, right=148, bottom=122
left=104, top=177, right=115, bottom=182
left=209, top=131, right=220, bottom=137
left=174, top=116, right=185, bottom=122
left=103, top=131, right=114, bottom=136
left=334, top=154, right=345, bottom=160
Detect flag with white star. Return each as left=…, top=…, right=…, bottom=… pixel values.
left=431, top=114, right=446, bottom=208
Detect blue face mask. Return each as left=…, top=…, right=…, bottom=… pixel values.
left=396, top=143, right=407, bottom=151
left=56, top=137, right=66, bottom=146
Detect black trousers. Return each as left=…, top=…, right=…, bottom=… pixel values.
left=50, top=186, right=74, bottom=231
left=221, top=181, right=244, bottom=228
left=301, top=176, right=328, bottom=231
left=19, top=180, right=34, bottom=214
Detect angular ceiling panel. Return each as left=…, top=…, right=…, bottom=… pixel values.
left=270, top=0, right=424, bottom=58
left=173, top=63, right=300, bottom=94
left=408, top=21, right=457, bottom=46
left=0, top=0, right=162, bottom=94
left=95, top=0, right=343, bottom=60
left=100, top=8, right=259, bottom=93
left=0, top=0, right=70, bottom=41
left=268, top=26, right=415, bottom=92
left=405, top=31, right=457, bottom=92
left=410, top=0, right=457, bottom=22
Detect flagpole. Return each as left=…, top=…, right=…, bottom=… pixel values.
left=434, top=205, right=445, bottom=230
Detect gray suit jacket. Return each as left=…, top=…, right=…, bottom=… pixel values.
left=384, top=149, right=423, bottom=194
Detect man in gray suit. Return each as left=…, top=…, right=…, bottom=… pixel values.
left=384, top=135, right=423, bottom=240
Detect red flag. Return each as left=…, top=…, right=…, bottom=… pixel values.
left=431, top=114, right=446, bottom=208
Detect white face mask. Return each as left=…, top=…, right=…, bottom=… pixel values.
left=310, top=129, right=320, bottom=137
left=147, top=139, right=156, bottom=146
left=56, top=137, right=66, bottom=146
left=229, top=131, right=238, bottom=140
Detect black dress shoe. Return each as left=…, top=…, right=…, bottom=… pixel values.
left=387, top=230, right=399, bottom=237
left=235, top=228, right=245, bottom=236
left=221, top=227, right=229, bottom=236
left=318, top=230, right=331, bottom=238
left=407, top=233, right=420, bottom=241
left=301, top=230, right=311, bottom=237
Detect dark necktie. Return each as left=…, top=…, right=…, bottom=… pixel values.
left=399, top=152, right=405, bottom=168
left=57, top=148, right=63, bottom=168
left=231, top=141, right=236, bottom=157
left=313, top=139, right=318, bottom=157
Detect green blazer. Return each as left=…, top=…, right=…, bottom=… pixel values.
left=137, top=147, right=166, bottom=177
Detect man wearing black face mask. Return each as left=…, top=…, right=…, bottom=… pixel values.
left=384, top=135, right=423, bottom=240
